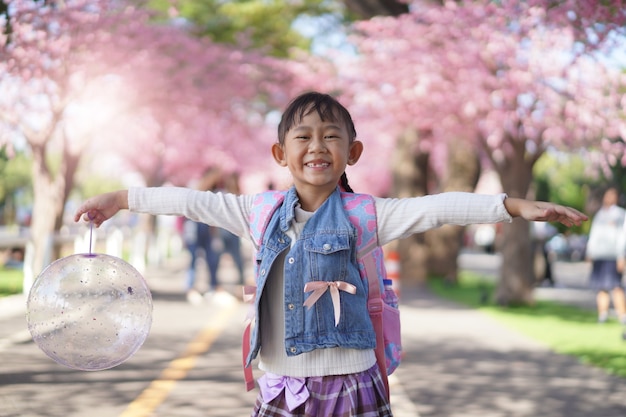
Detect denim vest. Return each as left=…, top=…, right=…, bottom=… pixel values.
left=245, top=186, right=377, bottom=366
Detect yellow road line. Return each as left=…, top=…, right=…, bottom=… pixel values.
left=119, top=303, right=240, bottom=417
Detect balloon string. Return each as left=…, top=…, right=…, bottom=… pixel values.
left=89, top=219, right=93, bottom=255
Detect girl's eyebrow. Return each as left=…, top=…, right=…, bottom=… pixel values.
left=291, top=126, right=310, bottom=132
left=291, top=123, right=343, bottom=132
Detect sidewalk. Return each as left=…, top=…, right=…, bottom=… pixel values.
left=396, top=284, right=626, bottom=417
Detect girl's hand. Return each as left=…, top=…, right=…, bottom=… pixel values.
left=504, top=198, right=588, bottom=227
left=73, top=190, right=129, bottom=228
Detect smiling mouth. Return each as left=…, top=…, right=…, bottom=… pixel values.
left=305, top=162, right=330, bottom=168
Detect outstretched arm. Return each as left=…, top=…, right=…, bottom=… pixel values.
left=74, top=190, right=129, bottom=227
left=503, top=198, right=588, bottom=227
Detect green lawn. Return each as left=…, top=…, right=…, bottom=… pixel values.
left=429, top=272, right=626, bottom=378
left=0, top=267, right=23, bottom=295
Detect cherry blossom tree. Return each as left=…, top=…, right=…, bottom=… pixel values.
left=0, top=0, right=127, bottom=275
left=345, top=0, right=626, bottom=304
left=86, top=16, right=286, bottom=188
left=0, top=0, right=290, bottom=277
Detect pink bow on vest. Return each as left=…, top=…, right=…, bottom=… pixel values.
left=258, top=373, right=310, bottom=411
left=303, top=281, right=357, bottom=326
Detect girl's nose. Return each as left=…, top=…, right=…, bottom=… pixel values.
left=308, top=136, right=327, bottom=152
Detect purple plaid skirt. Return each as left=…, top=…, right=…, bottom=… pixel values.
left=250, top=364, right=393, bottom=417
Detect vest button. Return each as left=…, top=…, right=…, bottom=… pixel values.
left=288, top=257, right=295, bottom=264
left=323, top=243, right=331, bottom=251
left=278, top=237, right=285, bottom=244
left=290, top=347, right=297, bottom=353
left=288, top=303, right=295, bottom=310
left=260, top=268, right=266, bottom=276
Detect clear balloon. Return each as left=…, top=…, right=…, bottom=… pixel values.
left=26, top=253, right=153, bottom=371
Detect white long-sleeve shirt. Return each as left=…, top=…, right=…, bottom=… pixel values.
left=129, top=187, right=512, bottom=376
left=586, top=205, right=626, bottom=260
left=129, top=188, right=511, bottom=249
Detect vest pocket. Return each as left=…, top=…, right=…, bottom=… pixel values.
left=303, top=232, right=351, bottom=281
left=302, top=232, right=367, bottom=333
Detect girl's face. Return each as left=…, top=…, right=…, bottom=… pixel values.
left=272, top=107, right=362, bottom=203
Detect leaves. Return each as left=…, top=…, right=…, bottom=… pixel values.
left=346, top=1, right=625, bottom=179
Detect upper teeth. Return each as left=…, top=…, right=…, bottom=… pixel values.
left=307, top=162, right=329, bottom=167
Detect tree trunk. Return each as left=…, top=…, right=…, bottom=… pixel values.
left=27, top=131, right=81, bottom=290
left=29, top=143, right=65, bottom=277
left=343, top=0, right=409, bottom=19
left=493, top=139, right=537, bottom=306
left=391, top=128, right=430, bottom=285
left=497, top=216, right=535, bottom=305
left=425, top=138, right=481, bottom=282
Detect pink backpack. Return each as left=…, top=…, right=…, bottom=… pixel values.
left=243, top=190, right=402, bottom=399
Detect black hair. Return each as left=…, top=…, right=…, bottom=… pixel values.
left=277, top=91, right=357, bottom=145
left=278, top=92, right=357, bottom=194
left=340, top=172, right=353, bottom=193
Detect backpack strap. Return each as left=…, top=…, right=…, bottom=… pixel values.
left=362, top=252, right=390, bottom=401
left=249, top=190, right=286, bottom=247
left=342, top=193, right=390, bottom=400
left=243, top=191, right=286, bottom=391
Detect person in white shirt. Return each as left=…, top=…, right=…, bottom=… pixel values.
left=586, top=187, right=626, bottom=323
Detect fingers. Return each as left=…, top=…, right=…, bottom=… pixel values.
left=541, top=205, right=588, bottom=226
left=73, top=209, right=91, bottom=223
left=505, top=199, right=587, bottom=226
left=559, top=206, right=588, bottom=226
left=81, top=211, right=106, bottom=228
left=74, top=201, right=108, bottom=228
left=74, top=209, right=96, bottom=226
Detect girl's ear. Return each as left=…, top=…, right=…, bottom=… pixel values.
left=347, top=140, right=364, bottom=165
left=272, top=143, right=287, bottom=167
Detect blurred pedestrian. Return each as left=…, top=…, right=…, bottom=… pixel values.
left=183, top=168, right=222, bottom=304
left=585, top=187, right=626, bottom=324
left=183, top=221, right=221, bottom=304
left=216, top=172, right=246, bottom=287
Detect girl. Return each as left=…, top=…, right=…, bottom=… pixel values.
left=75, top=91, right=587, bottom=417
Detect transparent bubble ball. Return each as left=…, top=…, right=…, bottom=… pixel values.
left=26, top=253, right=153, bottom=371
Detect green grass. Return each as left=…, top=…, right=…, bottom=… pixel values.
left=429, top=272, right=626, bottom=378
left=0, top=267, right=23, bottom=295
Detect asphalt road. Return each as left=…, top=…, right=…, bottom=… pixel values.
left=0, top=254, right=261, bottom=417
